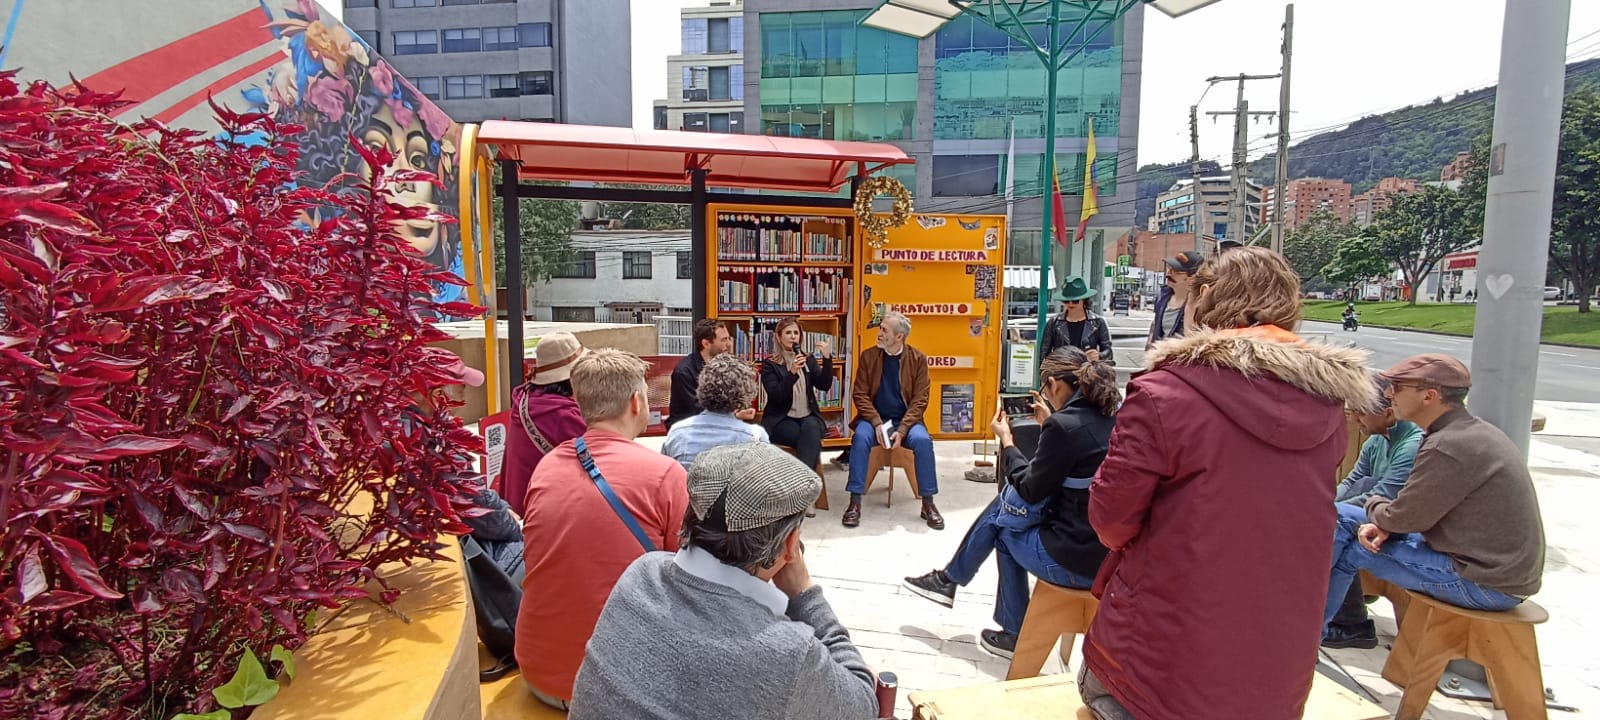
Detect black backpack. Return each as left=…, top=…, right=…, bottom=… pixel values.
left=460, top=535, right=523, bottom=671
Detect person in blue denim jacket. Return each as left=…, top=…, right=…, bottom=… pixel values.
left=1323, top=374, right=1424, bottom=648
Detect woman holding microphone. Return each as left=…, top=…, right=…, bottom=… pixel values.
left=759, top=318, right=834, bottom=471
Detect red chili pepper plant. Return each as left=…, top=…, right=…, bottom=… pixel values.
left=0, top=73, right=486, bottom=718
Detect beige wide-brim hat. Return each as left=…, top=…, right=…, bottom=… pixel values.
left=531, top=331, right=585, bottom=385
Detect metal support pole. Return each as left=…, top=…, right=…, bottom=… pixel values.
left=1469, top=0, right=1571, bottom=457
left=1272, top=4, right=1294, bottom=253
left=1034, top=0, right=1062, bottom=361
left=499, top=159, right=525, bottom=389
left=1191, top=105, right=1204, bottom=254
left=689, top=168, right=709, bottom=322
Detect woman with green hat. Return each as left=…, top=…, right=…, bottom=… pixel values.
left=1041, top=276, right=1114, bottom=365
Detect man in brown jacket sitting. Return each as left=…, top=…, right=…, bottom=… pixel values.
left=844, top=311, right=941, bottom=529
left=1323, top=354, right=1546, bottom=630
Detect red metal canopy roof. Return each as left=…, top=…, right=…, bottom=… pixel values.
left=476, top=121, right=914, bottom=193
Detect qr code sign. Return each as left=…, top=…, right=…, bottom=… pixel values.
left=480, top=412, right=511, bottom=492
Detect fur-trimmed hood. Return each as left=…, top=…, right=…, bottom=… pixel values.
left=1141, top=327, right=1377, bottom=450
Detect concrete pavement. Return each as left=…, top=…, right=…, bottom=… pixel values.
left=632, top=426, right=1600, bottom=718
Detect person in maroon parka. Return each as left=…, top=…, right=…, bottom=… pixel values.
left=1079, top=248, right=1379, bottom=720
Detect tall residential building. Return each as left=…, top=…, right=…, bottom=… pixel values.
left=654, top=2, right=747, bottom=133
left=740, top=2, right=1145, bottom=265
left=1349, top=176, right=1420, bottom=227
left=1265, top=177, right=1353, bottom=230
left=1153, top=176, right=1262, bottom=242
left=341, top=0, right=632, bottom=126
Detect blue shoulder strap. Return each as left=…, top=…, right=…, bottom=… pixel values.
left=574, top=436, right=657, bottom=553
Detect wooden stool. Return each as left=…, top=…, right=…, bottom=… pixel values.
left=1382, top=593, right=1549, bottom=720
left=774, top=444, right=829, bottom=511
left=1007, top=582, right=1099, bottom=680
left=864, top=445, right=918, bottom=507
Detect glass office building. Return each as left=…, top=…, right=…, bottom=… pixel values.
left=744, top=2, right=1142, bottom=250
left=932, top=13, right=1122, bottom=199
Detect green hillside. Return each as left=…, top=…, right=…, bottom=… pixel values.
left=1136, top=58, right=1600, bottom=224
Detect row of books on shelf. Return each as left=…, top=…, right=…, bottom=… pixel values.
left=727, top=319, right=848, bottom=364
left=716, top=267, right=849, bottom=313
left=715, top=213, right=849, bottom=263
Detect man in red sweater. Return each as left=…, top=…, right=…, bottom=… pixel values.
left=514, top=349, right=690, bottom=710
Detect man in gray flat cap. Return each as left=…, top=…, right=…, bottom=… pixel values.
left=569, top=443, right=879, bottom=720
left=1321, top=354, right=1546, bottom=634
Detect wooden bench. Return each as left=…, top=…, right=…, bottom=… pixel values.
left=1382, top=593, right=1549, bottom=720
left=1007, top=582, right=1098, bottom=680
left=907, top=671, right=1388, bottom=719
left=864, top=445, right=919, bottom=507
left=479, top=645, right=566, bottom=719
left=774, top=444, right=830, bottom=511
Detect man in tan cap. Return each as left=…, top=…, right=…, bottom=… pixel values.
left=1321, top=354, right=1546, bottom=633
left=569, top=443, right=879, bottom=720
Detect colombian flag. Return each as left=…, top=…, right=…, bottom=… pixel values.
left=1076, top=118, right=1100, bottom=245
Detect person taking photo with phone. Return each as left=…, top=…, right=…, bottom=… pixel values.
left=902, top=347, right=1120, bottom=659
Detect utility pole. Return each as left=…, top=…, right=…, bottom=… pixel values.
left=1205, top=74, right=1278, bottom=247
left=1230, top=94, right=1250, bottom=244
left=1471, top=0, right=1571, bottom=458
left=1190, top=105, right=1204, bottom=254
left=1271, top=4, right=1294, bottom=253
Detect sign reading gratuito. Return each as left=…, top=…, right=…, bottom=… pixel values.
left=875, top=248, right=991, bottom=263
left=889, top=302, right=975, bottom=316
left=926, top=355, right=976, bottom=368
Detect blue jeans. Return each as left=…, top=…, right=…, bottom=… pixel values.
left=847, top=420, right=938, bottom=497
left=943, top=496, right=1094, bottom=635
left=1325, top=503, right=1520, bottom=628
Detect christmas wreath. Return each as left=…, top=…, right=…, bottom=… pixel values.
left=854, top=176, right=914, bottom=249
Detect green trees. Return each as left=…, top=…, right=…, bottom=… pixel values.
left=1551, top=88, right=1600, bottom=312
left=490, top=165, right=579, bottom=293
left=1281, top=208, right=1351, bottom=286
left=1365, top=185, right=1476, bottom=305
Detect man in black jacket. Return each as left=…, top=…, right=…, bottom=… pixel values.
left=667, top=319, right=751, bottom=428
left=1040, top=277, right=1114, bottom=365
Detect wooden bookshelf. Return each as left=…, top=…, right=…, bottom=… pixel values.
left=708, top=205, right=858, bottom=448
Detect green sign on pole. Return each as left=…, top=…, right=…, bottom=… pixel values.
left=1117, top=254, right=1130, bottom=267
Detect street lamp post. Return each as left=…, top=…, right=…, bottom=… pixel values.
left=865, top=0, right=1219, bottom=360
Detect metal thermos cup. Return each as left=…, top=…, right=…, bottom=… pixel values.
left=875, top=671, right=898, bottom=718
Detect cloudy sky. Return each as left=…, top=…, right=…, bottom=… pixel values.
left=337, top=1, right=1600, bottom=166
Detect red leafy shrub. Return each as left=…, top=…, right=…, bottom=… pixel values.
left=0, top=73, right=485, bottom=718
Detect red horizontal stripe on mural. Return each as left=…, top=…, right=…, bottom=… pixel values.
left=150, top=53, right=281, bottom=126
left=83, top=9, right=271, bottom=115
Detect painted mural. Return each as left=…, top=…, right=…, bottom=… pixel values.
left=246, top=1, right=465, bottom=305
left=3, top=0, right=467, bottom=305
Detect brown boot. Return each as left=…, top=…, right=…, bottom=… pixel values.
left=842, top=500, right=862, bottom=528
left=920, top=501, right=945, bottom=530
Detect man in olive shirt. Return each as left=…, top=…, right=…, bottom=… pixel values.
left=1323, top=354, right=1545, bottom=627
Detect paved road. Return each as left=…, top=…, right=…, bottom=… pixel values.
left=1302, top=320, right=1600, bottom=403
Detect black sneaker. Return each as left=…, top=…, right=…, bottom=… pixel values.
left=903, top=570, right=956, bottom=608
left=980, top=629, right=1017, bottom=659
left=1321, top=620, right=1378, bottom=650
